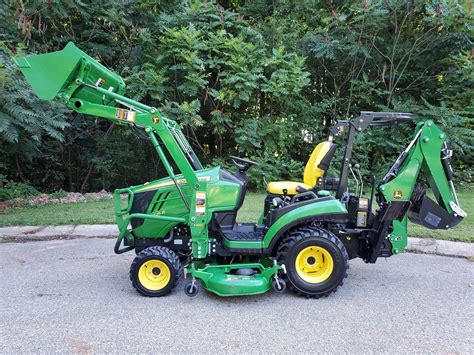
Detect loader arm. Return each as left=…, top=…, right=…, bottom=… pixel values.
left=14, top=42, right=200, bottom=187
left=14, top=42, right=211, bottom=254
left=373, top=120, right=466, bottom=260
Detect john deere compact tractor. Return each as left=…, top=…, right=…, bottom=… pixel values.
left=16, top=43, right=466, bottom=298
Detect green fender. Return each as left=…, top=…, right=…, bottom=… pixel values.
left=262, top=198, right=348, bottom=252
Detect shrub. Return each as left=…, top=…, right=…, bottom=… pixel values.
left=49, top=188, right=68, bottom=200
left=0, top=177, right=40, bottom=202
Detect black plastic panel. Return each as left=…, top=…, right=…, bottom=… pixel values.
left=130, top=190, right=156, bottom=228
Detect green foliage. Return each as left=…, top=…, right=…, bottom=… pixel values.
left=124, top=2, right=309, bottom=162
left=0, top=176, right=39, bottom=201
left=0, top=46, right=69, bottom=161
left=49, top=188, right=68, bottom=200
left=239, top=0, right=473, bottom=183
left=0, top=0, right=471, bottom=194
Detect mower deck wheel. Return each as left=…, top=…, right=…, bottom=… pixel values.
left=184, top=279, right=200, bottom=297
left=272, top=278, right=286, bottom=293
left=130, top=246, right=182, bottom=297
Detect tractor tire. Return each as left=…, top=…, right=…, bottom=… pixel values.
left=130, top=246, right=182, bottom=297
left=134, top=247, right=145, bottom=255
left=276, top=226, right=349, bottom=298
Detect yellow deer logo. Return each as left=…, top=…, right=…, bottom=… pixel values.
left=393, top=190, right=403, bottom=199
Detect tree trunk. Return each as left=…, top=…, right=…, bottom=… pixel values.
left=15, top=155, right=26, bottom=182
left=67, top=146, right=73, bottom=191
left=80, top=164, right=93, bottom=193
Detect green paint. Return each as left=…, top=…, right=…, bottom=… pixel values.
left=16, top=43, right=466, bottom=297
left=14, top=42, right=125, bottom=102
left=390, top=217, right=408, bottom=254
left=262, top=197, right=347, bottom=249
left=317, top=190, right=331, bottom=196
left=187, top=260, right=281, bottom=296
left=379, top=120, right=462, bottom=254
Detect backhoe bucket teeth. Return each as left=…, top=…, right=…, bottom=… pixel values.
left=14, top=42, right=125, bottom=105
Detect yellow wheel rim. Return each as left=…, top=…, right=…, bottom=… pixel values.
left=295, top=246, right=334, bottom=284
left=138, top=260, right=171, bottom=291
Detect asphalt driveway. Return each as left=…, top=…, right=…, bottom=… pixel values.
left=1, top=238, right=472, bottom=353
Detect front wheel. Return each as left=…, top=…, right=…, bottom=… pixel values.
left=130, top=246, right=182, bottom=297
left=276, top=226, right=348, bottom=298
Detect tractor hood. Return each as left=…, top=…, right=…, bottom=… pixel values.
left=131, top=167, right=219, bottom=194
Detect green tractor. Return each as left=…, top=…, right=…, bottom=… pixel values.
left=15, top=43, right=466, bottom=298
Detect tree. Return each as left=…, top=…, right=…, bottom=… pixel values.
left=0, top=46, right=68, bottom=182
left=0, top=0, right=471, bottom=193
left=124, top=2, right=310, bottom=186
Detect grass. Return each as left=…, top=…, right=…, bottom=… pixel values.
left=1, top=189, right=472, bottom=242
left=0, top=200, right=115, bottom=226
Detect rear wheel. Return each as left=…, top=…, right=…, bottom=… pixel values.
left=276, top=226, right=348, bottom=298
left=130, top=246, right=181, bottom=297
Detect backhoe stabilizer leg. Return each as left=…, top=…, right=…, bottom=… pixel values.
left=390, top=217, right=408, bottom=255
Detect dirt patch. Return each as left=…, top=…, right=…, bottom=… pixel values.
left=22, top=227, right=45, bottom=235
left=0, top=235, right=115, bottom=243
left=0, top=190, right=113, bottom=210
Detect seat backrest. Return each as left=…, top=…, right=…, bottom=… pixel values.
left=303, top=141, right=333, bottom=187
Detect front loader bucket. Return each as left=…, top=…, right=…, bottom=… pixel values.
left=14, top=42, right=125, bottom=105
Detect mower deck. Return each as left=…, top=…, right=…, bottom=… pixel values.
left=186, top=261, right=282, bottom=296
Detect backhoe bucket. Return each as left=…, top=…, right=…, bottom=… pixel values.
left=14, top=42, right=125, bottom=105
left=408, top=193, right=463, bottom=229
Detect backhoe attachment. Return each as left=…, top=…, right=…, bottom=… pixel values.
left=374, top=120, right=466, bottom=260
left=326, top=113, right=466, bottom=263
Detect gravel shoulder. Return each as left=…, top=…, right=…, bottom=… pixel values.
left=0, top=238, right=473, bottom=353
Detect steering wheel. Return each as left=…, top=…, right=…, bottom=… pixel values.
left=229, top=156, right=258, bottom=173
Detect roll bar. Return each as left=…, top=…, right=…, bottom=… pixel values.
left=328, top=111, right=414, bottom=199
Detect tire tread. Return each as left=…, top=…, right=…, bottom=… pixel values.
left=276, top=225, right=349, bottom=298
left=130, top=246, right=182, bottom=296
